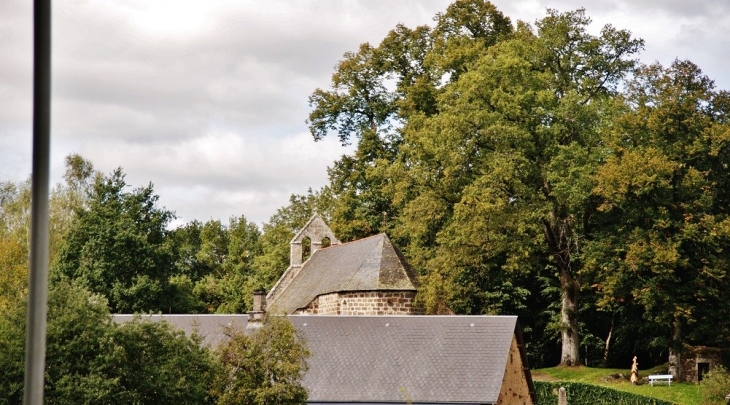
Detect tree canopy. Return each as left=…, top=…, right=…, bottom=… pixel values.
left=306, top=0, right=729, bottom=368
left=0, top=282, right=218, bottom=405
left=54, top=168, right=177, bottom=313
left=1, top=0, right=729, bottom=373
left=308, top=1, right=645, bottom=366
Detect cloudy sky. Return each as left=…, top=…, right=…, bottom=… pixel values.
left=2, top=0, right=729, bottom=227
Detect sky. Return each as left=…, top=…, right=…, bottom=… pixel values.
left=2, top=0, right=729, bottom=228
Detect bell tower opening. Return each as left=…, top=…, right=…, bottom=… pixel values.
left=302, top=236, right=312, bottom=262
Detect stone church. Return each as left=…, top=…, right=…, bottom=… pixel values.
left=265, top=213, right=422, bottom=316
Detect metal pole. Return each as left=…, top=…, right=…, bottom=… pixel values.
left=24, top=0, right=52, bottom=403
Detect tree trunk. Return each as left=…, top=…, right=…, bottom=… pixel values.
left=668, top=315, right=682, bottom=380
left=543, top=217, right=581, bottom=367
left=560, top=268, right=581, bottom=366
left=603, top=312, right=615, bottom=364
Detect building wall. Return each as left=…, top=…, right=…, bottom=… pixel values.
left=497, top=335, right=533, bottom=405
left=289, top=215, right=340, bottom=266
left=679, top=346, right=724, bottom=383
left=295, top=291, right=423, bottom=315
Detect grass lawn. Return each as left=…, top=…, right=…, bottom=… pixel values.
left=532, top=366, right=717, bottom=405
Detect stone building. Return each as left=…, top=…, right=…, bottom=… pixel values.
left=676, top=346, right=725, bottom=383
left=266, top=213, right=423, bottom=316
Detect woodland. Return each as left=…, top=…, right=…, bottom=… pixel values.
left=2, top=1, right=730, bottom=400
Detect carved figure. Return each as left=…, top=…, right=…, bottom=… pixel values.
left=630, top=356, right=639, bottom=384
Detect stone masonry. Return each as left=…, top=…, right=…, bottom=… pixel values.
left=295, top=291, right=423, bottom=315
left=268, top=213, right=340, bottom=305
left=289, top=213, right=340, bottom=267
left=679, top=346, right=724, bottom=383
left=266, top=214, right=424, bottom=317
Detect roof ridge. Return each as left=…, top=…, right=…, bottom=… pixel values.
left=380, top=234, right=419, bottom=288
left=321, top=232, right=384, bottom=249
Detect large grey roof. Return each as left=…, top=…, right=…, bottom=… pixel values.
left=112, top=314, right=248, bottom=347
left=291, top=315, right=518, bottom=404
left=112, top=314, right=530, bottom=404
left=269, top=233, right=419, bottom=314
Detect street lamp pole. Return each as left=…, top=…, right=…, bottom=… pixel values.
left=24, top=0, right=52, bottom=403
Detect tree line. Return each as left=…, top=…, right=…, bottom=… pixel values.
left=0, top=156, right=312, bottom=404
left=1, top=154, right=324, bottom=317
left=1, top=0, right=730, bottom=384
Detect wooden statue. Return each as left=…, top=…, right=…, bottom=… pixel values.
left=630, top=356, right=639, bottom=385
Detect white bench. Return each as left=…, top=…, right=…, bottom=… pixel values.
left=648, top=374, right=673, bottom=386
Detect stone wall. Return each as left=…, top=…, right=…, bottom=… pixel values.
left=295, top=290, right=423, bottom=315
left=679, top=346, right=724, bottom=383
left=290, top=214, right=340, bottom=266
left=497, top=336, right=534, bottom=405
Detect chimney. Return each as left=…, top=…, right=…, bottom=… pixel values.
left=248, top=289, right=267, bottom=326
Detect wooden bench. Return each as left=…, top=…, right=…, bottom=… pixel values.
left=648, top=374, right=673, bottom=386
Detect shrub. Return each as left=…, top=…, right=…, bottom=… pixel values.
left=535, top=381, right=675, bottom=405
left=700, top=366, right=730, bottom=405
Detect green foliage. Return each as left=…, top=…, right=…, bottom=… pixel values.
left=586, top=60, right=730, bottom=351
left=213, top=317, right=310, bottom=405
left=311, top=2, right=644, bottom=366
left=54, top=168, right=177, bottom=313
left=0, top=178, right=31, bottom=248
left=0, top=237, right=27, bottom=313
left=0, top=282, right=218, bottom=405
left=191, top=216, right=263, bottom=313
left=535, top=381, right=676, bottom=405
left=50, top=154, right=97, bottom=266
left=43, top=282, right=120, bottom=404
left=110, top=318, right=218, bottom=405
left=168, top=274, right=206, bottom=313
left=167, top=220, right=214, bottom=282
left=0, top=179, right=32, bottom=312
left=700, top=366, right=730, bottom=405
left=305, top=0, right=730, bottom=368
left=0, top=155, right=95, bottom=312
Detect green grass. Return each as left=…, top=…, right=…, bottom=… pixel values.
left=533, top=366, right=712, bottom=405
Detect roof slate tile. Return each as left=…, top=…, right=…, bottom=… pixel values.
left=290, top=315, right=517, bottom=404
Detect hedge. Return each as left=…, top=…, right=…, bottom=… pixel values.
left=534, top=381, right=676, bottom=405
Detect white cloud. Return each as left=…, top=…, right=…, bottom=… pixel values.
left=2, top=0, right=729, bottom=228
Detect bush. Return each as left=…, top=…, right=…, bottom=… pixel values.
left=700, top=366, right=730, bottom=405
left=535, top=381, right=675, bottom=405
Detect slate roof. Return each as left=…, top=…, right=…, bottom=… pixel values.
left=112, top=314, right=533, bottom=404
left=268, top=233, right=419, bottom=314
left=291, top=315, right=520, bottom=405
left=111, top=314, right=248, bottom=347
